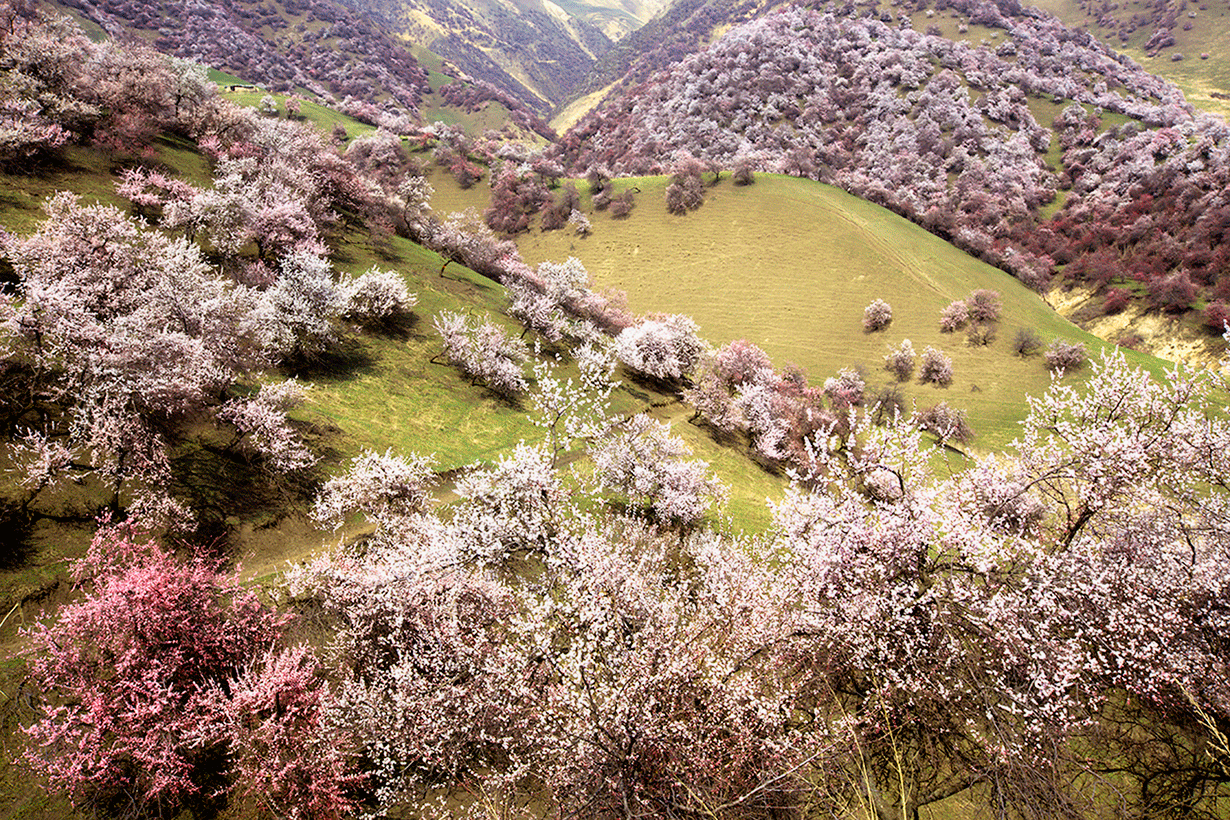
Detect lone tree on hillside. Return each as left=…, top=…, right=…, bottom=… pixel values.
left=885, top=339, right=917, bottom=381
left=919, top=346, right=954, bottom=386
left=1045, top=339, right=1087, bottom=373
left=665, top=156, right=706, bottom=215
left=732, top=156, right=756, bottom=185
left=863, top=299, right=893, bottom=332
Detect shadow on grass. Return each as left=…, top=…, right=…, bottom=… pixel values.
left=171, top=441, right=321, bottom=553
left=618, top=368, right=685, bottom=403
left=0, top=504, right=34, bottom=572
left=288, top=336, right=377, bottom=383
left=356, top=311, right=419, bottom=342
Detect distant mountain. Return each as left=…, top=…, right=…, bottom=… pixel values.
left=344, top=0, right=620, bottom=111
left=54, top=0, right=672, bottom=121
left=565, top=0, right=673, bottom=40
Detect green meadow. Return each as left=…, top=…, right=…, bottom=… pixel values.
left=433, top=172, right=1171, bottom=455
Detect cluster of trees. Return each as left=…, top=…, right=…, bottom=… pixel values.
left=0, top=1, right=220, bottom=166
left=0, top=180, right=414, bottom=530
left=60, top=0, right=428, bottom=120
left=553, top=3, right=1230, bottom=318
left=25, top=522, right=354, bottom=820
left=0, top=9, right=438, bottom=535
left=438, top=80, right=557, bottom=142
left=26, top=351, right=1230, bottom=819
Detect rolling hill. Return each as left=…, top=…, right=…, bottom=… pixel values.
left=433, top=170, right=1167, bottom=454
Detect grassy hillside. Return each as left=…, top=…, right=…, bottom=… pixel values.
left=432, top=173, right=1172, bottom=455
left=1029, top=0, right=1230, bottom=119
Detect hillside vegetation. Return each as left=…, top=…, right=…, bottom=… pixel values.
left=553, top=0, right=1230, bottom=351
left=5, top=2, right=1230, bottom=820
left=510, top=173, right=1161, bottom=452
left=1031, top=0, right=1230, bottom=118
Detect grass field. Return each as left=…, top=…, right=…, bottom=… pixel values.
left=432, top=172, right=1171, bottom=456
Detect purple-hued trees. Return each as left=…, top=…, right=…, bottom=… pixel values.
left=591, top=413, right=726, bottom=525
left=277, top=350, right=1230, bottom=819
left=1044, top=339, right=1087, bottom=373
left=918, top=345, right=954, bottom=386
left=884, top=338, right=917, bottom=381
left=432, top=310, right=529, bottom=397
left=862, top=298, right=893, bottom=332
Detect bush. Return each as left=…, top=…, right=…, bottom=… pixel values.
left=966, top=323, right=996, bottom=346
left=884, top=339, right=916, bottom=381
left=965, top=289, right=1003, bottom=323
left=732, top=158, right=755, bottom=185
left=863, top=299, right=893, bottom=332
left=1148, top=271, right=1196, bottom=313
left=939, top=300, right=969, bottom=333
left=870, top=384, right=906, bottom=426
left=1104, top=287, right=1132, bottom=314
left=1045, top=340, right=1087, bottom=372
left=610, top=190, right=635, bottom=219
left=1203, top=301, right=1230, bottom=333
left=822, top=368, right=865, bottom=408
left=1012, top=328, right=1043, bottom=356
left=918, top=401, right=974, bottom=443
left=918, top=346, right=954, bottom=386
left=342, top=268, right=416, bottom=326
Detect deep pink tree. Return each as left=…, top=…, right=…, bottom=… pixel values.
left=23, top=522, right=353, bottom=818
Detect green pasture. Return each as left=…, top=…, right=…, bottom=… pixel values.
left=220, top=89, right=378, bottom=144
left=0, top=136, right=212, bottom=235
left=305, top=227, right=786, bottom=533
left=457, top=173, right=1173, bottom=455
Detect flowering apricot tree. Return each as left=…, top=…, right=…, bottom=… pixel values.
left=287, top=351, right=1230, bottom=819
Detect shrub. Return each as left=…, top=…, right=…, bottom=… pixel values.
left=24, top=524, right=352, bottom=819
left=732, top=158, right=755, bottom=185
left=567, top=209, right=592, bottom=237
left=1012, top=328, right=1043, bottom=356
left=863, top=299, right=893, bottom=332
left=615, top=314, right=705, bottom=382
left=342, top=268, right=416, bottom=326
left=965, top=289, right=1003, bottom=323
left=870, top=384, right=906, bottom=425
left=822, top=367, right=865, bottom=408
left=610, top=190, right=635, bottom=219
left=1148, top=271, right=1196, bottom=313
left=918, top=401, right=974, bottom=443
left=884, top=339, right=916, bottom=381
left=918, top=346, right=954, bottom=386
left=1104, top=287, right=1132, bottom=314
left=433, top=311, right=529, bottom=397
left=1045, top=340, right=1087, bottom=372
left=1203, top=301, right=1230, bottom=333
left=967, top=322, right=996, bottom=346
left=939, top=300, right=970, bottom=332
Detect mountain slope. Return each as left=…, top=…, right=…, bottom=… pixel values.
left=552, top=1, right=1230, bottom=355
left=346, top=0, right=616, bottom=111
left=55, top=0, right=430, bottom=118
left=1031, top=0, right=1230, bottom=117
